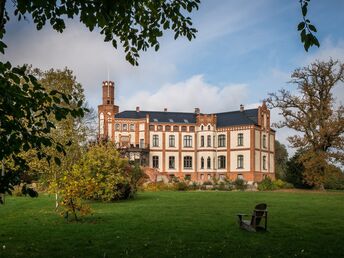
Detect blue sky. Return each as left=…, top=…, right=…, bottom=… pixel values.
left=3, top=0, right=344, bottom=151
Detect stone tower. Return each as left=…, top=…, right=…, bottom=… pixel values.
left=98, top=81, right=119, bottom=141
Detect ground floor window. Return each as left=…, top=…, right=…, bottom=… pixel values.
left=237, top=155, right=244, bottom=169
left=207, top=174, right=211, bottom=180
left=152, top=156, right=159, bottom=168
left=169, top=156, right=175, bottom=169
left=218, top=155, right=226, bottom=169
left=200, top=174, right=204, bottom=180
left=184, top=156, right=192, bottom=169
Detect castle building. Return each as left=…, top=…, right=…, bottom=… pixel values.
left=98, top=80, right=275, bottom=183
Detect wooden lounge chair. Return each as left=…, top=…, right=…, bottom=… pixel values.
left=237, top=203, right=268, bottom=232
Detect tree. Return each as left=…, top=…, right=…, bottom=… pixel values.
left=0, top=0, right=200, bottom=66
left=274, top=140, right=288, bottom=179
left=0, top=0, right=199, bottom=202
left=285, top=150, right=311, bottom=189
left=268, top=59, right=344, bottom=188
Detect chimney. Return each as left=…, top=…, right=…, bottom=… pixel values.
left=240, top=104, right=244, bottom=112
left=164, top=108, right=168, bottom=112
left=136, top=106, right=140, bottom=112
left=194, top=107, right=200, bottom=114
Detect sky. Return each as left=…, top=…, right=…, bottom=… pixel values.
left=3, top=0, right=344, bottom=154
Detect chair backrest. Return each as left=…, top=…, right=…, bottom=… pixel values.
left=250, top=203, right=267, bottom=227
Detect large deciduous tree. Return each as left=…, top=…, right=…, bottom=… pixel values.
left=268, top=59, right=344, bottom=188
left=0, top=0, right=200, bottom=202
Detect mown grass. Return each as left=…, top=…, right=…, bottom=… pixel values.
left=0, top=191, right=344, bottom=258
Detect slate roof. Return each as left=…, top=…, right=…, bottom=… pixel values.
left=115, top=108, right=259, bottom=128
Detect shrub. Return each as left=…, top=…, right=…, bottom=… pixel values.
left=258, top=177, right=277, bottom=191
left=175, top=181, right=188, bottom=191
left=324, top=167, right=344, bottom=190
left=202, top=181, right=213, bottom=186
left=272, top=179, right=294, bottom=189
left=233, top=178, right=248, bottom=191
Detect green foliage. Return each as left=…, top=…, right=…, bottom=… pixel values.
left=285, top=151, right=312, bottom=189
left=275, top=140, right=288, bottom=179
left=298, top=0, right=320, bottom=51
left=324, top=166, right=344, bottom=190
left=202, top=181, right=213, bottom=186
left=258, top=177, right=277, bottom=191
left=233, top=178, right=247, bottom=191
left=5, top=0, right=200, bottom=66
left=0, top=64, right=86, bottom=198
left=175, top=181, right=188, bottom=191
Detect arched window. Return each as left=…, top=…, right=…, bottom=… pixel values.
left=218, top=135, right=226, bottom=147
left=169, top=156, right=175, bottom=169
left=200, top=136, right=205, bottom=147
left=237, top=155, right=244, bottom=169
left=165, top=125, right=171, bottom=131
left=207, top=135, right=211, bottom=147
left=183, top=135, right=192, bottom=147
left=201, top=157, right=204, bottom=169
left=173, top=126, right=179, bottom=132
left=237, top=133, right=244, bottom=146
left=201, top=125, right=204, bottom=131
left=130, top=124, right=135, bottom=131
left=169, top=135, right=175, bottom=147
left=207, top=157, right=211, bottom=169
left=184, top=156, right=193, bottom=169
left=218, top=156, right=226, bottom=169
left=123, top=124, right=128, bottom=131
left=208, top=125, right=211, bottom=131
left=115, top=123, right=120, bottom=131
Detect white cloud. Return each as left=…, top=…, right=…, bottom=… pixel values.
left=117, top=75, right=249, bottom=113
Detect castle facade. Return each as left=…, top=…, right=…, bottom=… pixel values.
left=98, top=81, right=275, bottom=183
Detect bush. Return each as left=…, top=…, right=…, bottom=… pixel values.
left=324, top=167, right=344, bottom=190
left=202, top=181, right=213, bottom=186
left=233, top=178, right=247, bottom=191
left=175, top=181, right=188, bottom=191
left=258, top=177, right=277, bottom=191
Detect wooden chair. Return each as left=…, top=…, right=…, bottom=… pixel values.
left=237, top=203, right=268, bottom=232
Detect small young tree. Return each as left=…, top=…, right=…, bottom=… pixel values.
left=268, top=59, right=344, bottom=189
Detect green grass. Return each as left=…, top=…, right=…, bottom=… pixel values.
left=0, top=191, right=344, bottom=258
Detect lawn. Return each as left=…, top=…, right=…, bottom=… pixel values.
left=0, top=191, right=344, bottom=258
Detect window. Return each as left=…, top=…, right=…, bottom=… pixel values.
left=207, top=174, right=211, bottom=180
left=218, top=156, right=226, bottom=169
left=184, top=156, right=193, bottom=169
left=139, top=139, right=144, bottom=148
left=157, top=125, right=163, bottom=131
left=130, top=124, right=135, bottom=131
left=200, top=174, right=204, bottom=180
left=218, top=135, right=226, bottom=147
left=123, top=124, right=128, bottom=131
left=208, top=125, right=211, bottom=130
left=237, top=155, right=244, bottom=169
left=263, top=156, right=267, bottom=170
left=173, top=126, right=179, bottom=132
left=207, top=135, right=211, bottom=147
left=201, top=157, right=204, bottom=169
left=115, top=123, right=120, bottom=130
left=149, top=125, right=155, bottom=131
left=152, top=156, right=159, bottom=168
left=263, top=135, right=267, bottom=148
left=169, top=156, right=175, bottom=169
left=238, top=133, right=244, bottom=146
left=189, top=126, right=195, bottom=132
left=200, top=136, right=205, bottom=147
left=184, top=135, right=192, bottom=147
left=165, top=125, right=171, bottom=131
left=184, top=175, right=191, bottom=181
left=181, top=126, right=187, bottom=132
left=201, top=125, right=204, bottom=131
left=153, top=135, right=159, bottom=147
left=207, top=157, right=211, bottom=169
left=169, top=135, right=175, bottom=147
